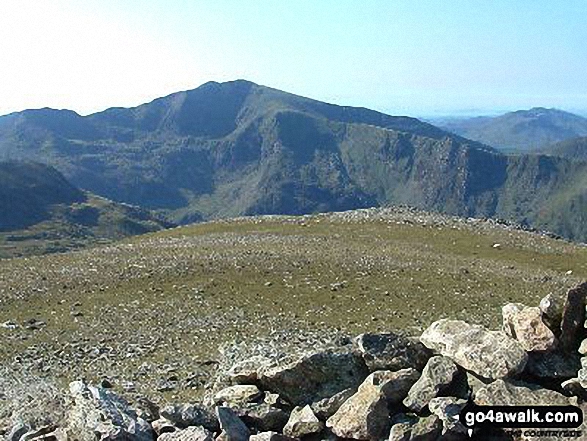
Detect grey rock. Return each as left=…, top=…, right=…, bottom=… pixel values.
left=282, top=405, right=324, bottom=437
left=579, top=338, right=587, bottom=355
left=409, top=415, right=443, bottom=441
left=354, top=333, right=431, bottom=372
left=428, top=397, right=467, bottom=435
left=474, top=379, right=572, bottom=406
left=259, top=349, right=368, bottom=405
left=248, top=432, right=297, bottom=441
left=373, top=368, right=421, bottom=404
left=311, top=388, right=356, bottom=420
left=403, top=356, right=459, bottom=413
left=214, top=385, right=262, bottom=406
left=502, top=304, right=557, bottom=352
left=160, top=403, right=218, bottom=431
left=66, top=380, right=152, bottom=441
left=326, top=368, right=404, bottom=440
left=560, top=282, right=587, bottom=352
left=233, top=403, right=289, bottom=432
left=216, top=407, right=250, bottom=441
left=158, top=426, right=214, bottom=441
left=420, top=319, right=528, bottom=380
left=228, top=356, right=273, bottom=385
left=151, top=418, right=178, bottom=436
left=464, top=372, right=490, bottom=400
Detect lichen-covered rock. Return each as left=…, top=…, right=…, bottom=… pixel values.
left=214, top=385, right=262, bottom=406
left=354, top=333, right=431, bottom=372
left=403, top=356, right=459, bottom=413
left=326, top=372, right=391, bottom=440
left=388, top=414, right=418, bottom=441
left=311, top=388, right=356, bottom=420
left=474, top=379, right=572, bottom=406
left=420, top=319, right=528, bottom=379
left=428, top=397, right=468, bottom=436
left=282, top=405, right=324, bottom=438
left=502, top=304, right=557, bottom=352
left=158, top=426, right=214, bottom=441
left=370, top=369, right=421, bottom=404
left=66, top=381, right=153, bottom=441
left=259, top=349, right=368, bottom=405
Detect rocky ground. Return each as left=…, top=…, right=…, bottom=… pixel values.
left=0, top=207, right=586, bottom=420
left=2, top=282, right=587, bottom=440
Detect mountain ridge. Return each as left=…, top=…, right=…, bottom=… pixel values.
left=1, top=80, right=587, bottom=241
left=437, top=107, right=587, bottom=152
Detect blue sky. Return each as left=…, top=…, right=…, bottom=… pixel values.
left=0, top=0, right=586, bottom=117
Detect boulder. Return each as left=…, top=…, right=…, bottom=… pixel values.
left=311, top=388, right=356, bottom=420
left=228, top=356, right=273, bottom=385
left=579, top=338, right=587, bottom=355
left=214, top=385, right=263, bottom=406
left=354, top=333, right=431, bottom=372
left=403, top=356, right=459, bottom=413
left=216, top=407, right=250, bottom=441
left=474, top=379, right=572, bottom=406
left=502, top=304, right=556, bottom=352
left=158, top=426, right=214, bottom=441
left=259, top=349, right=368, bottom=405
left=371, top=369, right=421, bottom=404
left=409, top=415, right=443, bottom=441
left=420, top=319, right=528, bottom=379
left=282, top=405, right=324, bottom=438
left=151, top=418, right=177, bottom=436
left=66, top=381, right=153, bottom=441
left=560, top=282, right=587, bottom=352
left=428, top=397, right=468, bottom=436
left=159, top=403, right=218, bottom=431
left=326, top=372, right=391, bottom=440
left=233, top=403, right=290, bottom=432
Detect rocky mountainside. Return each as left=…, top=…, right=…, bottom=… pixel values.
left=438, top=108, right=587, bottom=152
left=0, top=162, right=172, bottom=258
left=546, top=136, right=587, bottom=161
left=2, top=282, right=587, bottom=440
left=2, top=81, right=587, bottom=242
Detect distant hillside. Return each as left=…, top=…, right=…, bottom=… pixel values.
left=545, top=136, right=587, bottom=161
left=1, top=81, right=587, bottom=242
left=0, top=162, right=172, bottom=258
left=438, top=108, right=587, bottom=152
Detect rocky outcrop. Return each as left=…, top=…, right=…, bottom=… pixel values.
left=4, top=283, right=587, bottom=441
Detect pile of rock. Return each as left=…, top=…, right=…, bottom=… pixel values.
left=2, top=283, right=587, bottom=441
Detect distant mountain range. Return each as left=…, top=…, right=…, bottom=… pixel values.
left=0, top=162, right=170, bottom=257
left=437, top=108, right=587, bottom=152
left=1, top=80, right=587, bottom=242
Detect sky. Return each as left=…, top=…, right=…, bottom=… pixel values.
left=0, top=0, right=586, bottom=118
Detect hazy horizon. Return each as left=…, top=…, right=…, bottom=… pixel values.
left=1, top=0, right=586, bottom=118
